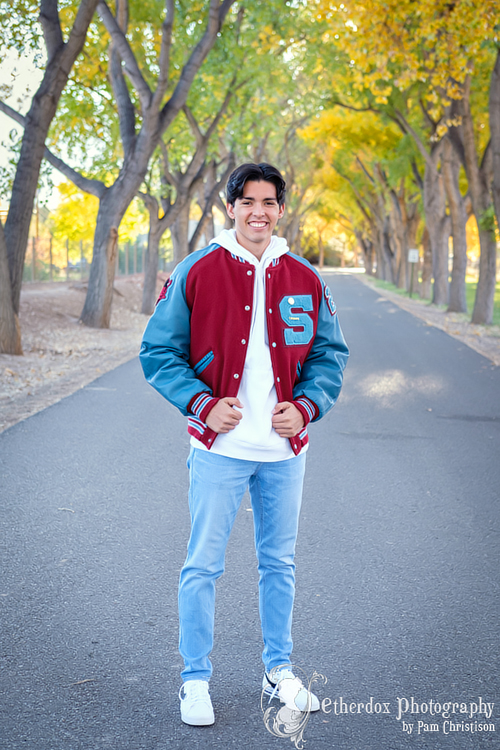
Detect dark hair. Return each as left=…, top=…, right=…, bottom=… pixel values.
left=226, top=163, right=286, bottom=207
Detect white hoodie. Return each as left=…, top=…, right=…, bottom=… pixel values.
left=190, top=229, right=299, bottom=461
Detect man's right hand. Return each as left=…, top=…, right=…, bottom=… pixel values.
left=206, top=397, right=243, bottom=433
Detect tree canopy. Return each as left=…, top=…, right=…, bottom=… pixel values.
left=0, top=0, right=499, bottom=351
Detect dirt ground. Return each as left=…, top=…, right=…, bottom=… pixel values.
left=1, top=271, right=499, bottom=434
left=0, top=274, right=166, bottom=433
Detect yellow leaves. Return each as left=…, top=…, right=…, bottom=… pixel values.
left=49, top=182, right=148, bottom=249
left=300, top=107, right=401, bottom=164
left=256, top=24, right=282, bottom=52
left=50, top=183, right=99, bottom=246
left=119, top=199, right=149, bottom=243
left=318, top=0, right=497, bottom=105
left=435, top=122, right=449, bottom=140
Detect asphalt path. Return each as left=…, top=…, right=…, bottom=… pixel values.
left=1, top=272, right=499, bottom=750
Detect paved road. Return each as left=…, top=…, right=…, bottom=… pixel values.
left=1, top=272, right=499, bottom=750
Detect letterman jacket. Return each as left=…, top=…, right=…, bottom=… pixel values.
left=140, top=242, right=349, bottom=456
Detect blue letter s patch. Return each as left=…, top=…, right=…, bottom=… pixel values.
left=279, top=294, right=314, bottom=346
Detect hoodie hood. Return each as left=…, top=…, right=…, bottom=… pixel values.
left=212, top=228, right=289, bottom=267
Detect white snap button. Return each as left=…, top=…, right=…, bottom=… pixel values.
left=241, top=339, right=246, bottom=344
left=288, top=297, right=294, bottom=304
left=268, top=273, right=271, bottom=279
left=277, top=377, right=280, bottom=382
left=268, top=308, right=272, bottom=314
left=247, top=270, right=252, bottom=276
left=234, top=373, right=239, bottom=379
left=245, top=305, right=250, bottom=311
left=272, top=342, right=277, bottom=348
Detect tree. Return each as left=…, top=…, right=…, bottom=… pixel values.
left=300, top=107, right=423, bottom=287
left=442, top=135, right=470, bottom=313
left=448, top=75, right=496, bottom=323
left=319, top=0, right=499, bottom=320
left=2, top=0, right=237, bottom=328
left=491, top=47, right=500, bottom=250
left=0, top=0, right=100, bottom=353
left=139, top=97, right=236, bottom=314
left=77, top=0, right=237, bottom=327
left=138, top=0, right=330, bottom=302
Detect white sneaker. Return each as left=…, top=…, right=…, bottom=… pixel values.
left=262, top=667, right=320, bottom=712
left=179, top=680, right=215, bottom=726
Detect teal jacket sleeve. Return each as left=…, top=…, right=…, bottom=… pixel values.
left=139, top=264, right=214, bottom=418
left=292, top=283, right=349, bottom=421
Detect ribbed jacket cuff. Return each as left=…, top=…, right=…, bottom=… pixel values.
left=189, top=392, right=219, bottom=423
left=293, top=396, right=318, bottom=425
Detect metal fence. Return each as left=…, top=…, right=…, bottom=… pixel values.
left=22, top=237, right=158, bottom=283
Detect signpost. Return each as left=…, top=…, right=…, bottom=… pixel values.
left=408, top=249, right=419, bottom=298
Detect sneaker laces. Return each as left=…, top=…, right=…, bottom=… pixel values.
left=179, top=680, right=210, bottom=703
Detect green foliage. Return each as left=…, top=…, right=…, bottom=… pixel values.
left=2, top=0, right=497, bottom=274
left=477, top=205, right=499, bottom=240
left=0, top=126, right=54, bottom=202
left=0, top=1, right=43, bottom=61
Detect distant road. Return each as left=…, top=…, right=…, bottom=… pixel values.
left=1, top=272, right=499, bottom=750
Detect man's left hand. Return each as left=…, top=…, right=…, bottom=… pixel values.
left=271, top=402, right=304, bottom=438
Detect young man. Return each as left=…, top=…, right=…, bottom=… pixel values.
left=140, top=163, right=349, bottom=726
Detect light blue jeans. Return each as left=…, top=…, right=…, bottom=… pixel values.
left=179, top=447, right=307, bottom=682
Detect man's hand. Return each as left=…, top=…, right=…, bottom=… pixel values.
left=271, top=402, right=304, bottom=438
left=206, top=397, right=243, bottom=433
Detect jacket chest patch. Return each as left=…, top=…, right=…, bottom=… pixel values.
left=278, top=294, right=314, bottom=346
left=324, top=285, right=337, bottom=316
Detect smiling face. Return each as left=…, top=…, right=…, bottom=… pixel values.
left=226, top=179, right=285, bottom=259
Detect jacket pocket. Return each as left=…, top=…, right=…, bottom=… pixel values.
left=193, top=350, right=214, bottom=375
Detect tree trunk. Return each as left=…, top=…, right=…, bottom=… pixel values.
left=280, top=211, right=302, bottom=255
left=373, top=223, right=386, bottom=280
left=318, top=234, right=325, bottom=269
left=423, top=151, right=450, bottom=306
left=141, top=221, right=163, bottom=316
left=442, top=137, right=468, bottom=313
left=171, top=201, right=191, bottom=264
left=471, top=227, right=497, bottom=325
left=381, top=215, right=395, bottom=283
left=365, top=239, right=375, bottom=275
left=3, top=0, right=99, bottom=316
left=490, top=49, right=500, bottom=248
left=203, top=212, right=215, bottom=245
left=215, top=195, right=232, bottom=229
left=200, top=160, right=217, bottom=244
left=80, top=186, right=134, bottom=326
left=453, top=78, right=496, bottom=324
left=103, top=228, right=119, bottom=326
left=355, top=230, right=375, bottom=275
left=139, top=186, right=195, bottom=314
left=389, top=191, right=406, bottom=289
left=420, top=227, right=433, bottom=299
left=0, top=220, right=22, bottom=354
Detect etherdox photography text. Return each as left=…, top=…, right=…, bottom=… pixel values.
left=320, top=695, right=495, bottom=734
